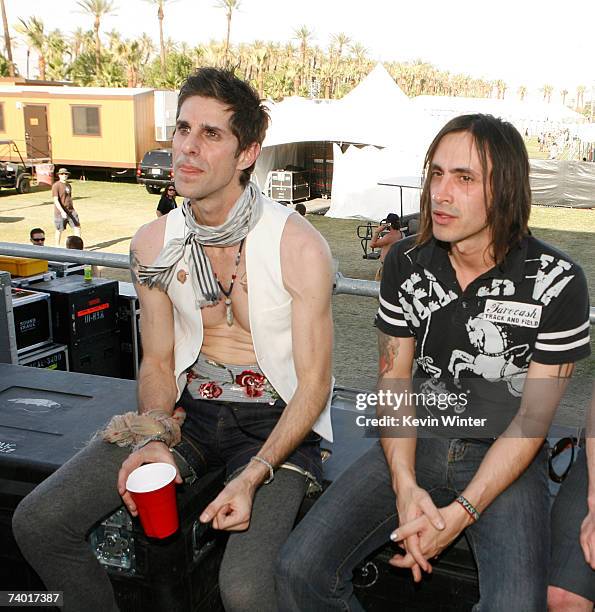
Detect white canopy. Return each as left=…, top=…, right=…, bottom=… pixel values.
left=412, top=95, right=584, bottom=134
left=256, top=64, right=437, bottom=220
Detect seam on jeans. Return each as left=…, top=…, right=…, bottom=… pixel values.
left=331, top=510, right=398, bottom=606
left=464, top=529, right=482, bottom=612
left=179, top=433, right=208, bottom=469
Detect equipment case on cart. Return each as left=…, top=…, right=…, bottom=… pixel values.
left=18, top=342, right=69, bottom=371
left=33, top=276, right=118, bottom=345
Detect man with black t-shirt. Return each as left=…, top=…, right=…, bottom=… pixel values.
left=278, top=114, right=591, bottom=611
left=52, top=168, right=81, bottom=246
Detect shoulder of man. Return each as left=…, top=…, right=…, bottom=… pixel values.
left=524, top=235, right=591, bottom=365
left=383, top=234, right=422, bottom=271
left=524, top=234, right=582, bottom=269
left=131, top=215, right=168, bottom=266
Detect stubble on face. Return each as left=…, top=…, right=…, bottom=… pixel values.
left=172, top=96, right=243, bottom=205
left=429, top=131, right=492, bottom=252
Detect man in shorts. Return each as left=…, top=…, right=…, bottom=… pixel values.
left=52, top=168, right=81, bottom=246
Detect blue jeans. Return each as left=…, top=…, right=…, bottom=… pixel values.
left=277, top=438, right=550, bottom=612
left=178, top=389, right=323, bottom=484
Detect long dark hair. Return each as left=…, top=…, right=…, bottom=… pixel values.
left=177, top=67, right=270, bottom=186
left=416, top=114, right=531, bottom=265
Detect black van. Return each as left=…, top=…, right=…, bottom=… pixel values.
left=136, top=148, right=173, bottom=194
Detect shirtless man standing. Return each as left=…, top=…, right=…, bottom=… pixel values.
left=13, top=68, right=334, bottom=612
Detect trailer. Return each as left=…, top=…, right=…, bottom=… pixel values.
left=0, top=85, right=176, bottom=173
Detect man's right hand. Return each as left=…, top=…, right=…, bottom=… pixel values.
left=392, top=483, right=445, bottom=581
left=60, top=211, right=67, bottom=220
left=117, top=441, right=182, bottom=516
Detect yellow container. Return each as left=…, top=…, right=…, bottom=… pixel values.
left=0, top=256, right=48, bottom=277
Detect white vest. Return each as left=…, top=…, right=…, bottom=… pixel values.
left=163, top=198, right=333, bottom=441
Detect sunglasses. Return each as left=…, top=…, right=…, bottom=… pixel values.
left=32, top=237, right=45, bottom=242
left=548, top=436, right=576, bottom=483
left=167, top=188, right=176, bottom=192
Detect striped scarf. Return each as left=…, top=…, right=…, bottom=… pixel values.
left=137, top=182, right=263, bottom=307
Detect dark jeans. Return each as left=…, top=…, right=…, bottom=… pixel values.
left=178, top=390, right=323, bottom=484
left=550, top=449, right=595, bottom=603
left=277, top=438, right=551, bottom=612
left=13, top=394, right=320, bottom=612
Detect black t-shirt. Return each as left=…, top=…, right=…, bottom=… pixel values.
left=376, top=236, right=591, bottom=435
left=157, top=195, right=177, bottom=216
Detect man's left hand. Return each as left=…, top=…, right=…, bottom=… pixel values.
left=389, top=501, right=472, bottom=573
left=580, top=508, right=595, bottom=569
left=199, top=474, right=256, bottom=531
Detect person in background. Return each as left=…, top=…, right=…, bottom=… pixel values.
left=65, top=235, right=83, bottom=250
left=369, top=212, right=403, bottom=281
left=29, top=228, right=45, bottom=245
left=156, top=183, right=178, bottom=217
left=294, top=203, right=306, bottom=216
left=52, top=168, right=81, bottom=246
left=65, top=235, right=100, bottom=277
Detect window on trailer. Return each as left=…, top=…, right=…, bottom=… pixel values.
left=71, top=106, right=101, bottom=136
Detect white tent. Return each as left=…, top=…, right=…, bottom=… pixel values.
left=255, top=64, right=436, bottom=220
left=412, top=95, right=584, bottom=136
left=575, top=123, right=595, bottom=143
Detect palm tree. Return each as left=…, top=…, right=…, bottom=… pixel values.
left=138, top=32, right=155, bottom=66
left=293, top=25, right=314, bottom=89
left=560, top=89, right=568, bottom=105
left=0, top=0, right=14, bottom=76
left=517, top=85, right=527, bottom=101
left=215, top=0, right=241, bottom=66
left=541, top=84, right=554, bottom=103
left=117, top=39, right=142, bottom=86
left=576, top=85, right=585, bottom=110
left=15, top=17, right=47, bottom=79
left=331, top=32, right=350, bottom=60
left=76, top=0, right=117, bottom=73
left=143, top=0, right=175, bottom=70
left=46, top=29, right=68, bottom=81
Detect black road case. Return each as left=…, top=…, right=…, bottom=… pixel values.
left=69, top=329, right=121, bottom=378
left=269, top=170, right=310, bottom=203
left=9, top=287, right=52, bottom=354
left=18, top=342, right=69, bottom=371
left=33, top=276, right=118, bottom=345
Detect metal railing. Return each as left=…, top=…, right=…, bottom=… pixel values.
left=1, top=241, right=594, bottom=324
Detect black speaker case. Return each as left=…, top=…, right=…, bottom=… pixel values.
left=33, top=276, right=118, bottom=345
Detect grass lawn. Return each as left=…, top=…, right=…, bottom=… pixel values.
left=1, top=180, right=593, bottom=412
left=525, top=137, right=549, bottom=160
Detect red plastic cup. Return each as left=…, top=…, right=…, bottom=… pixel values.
left=126, top=462, right=179, bottom=538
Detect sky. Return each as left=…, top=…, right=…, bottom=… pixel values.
left=6, top=0, right=595, bottom=102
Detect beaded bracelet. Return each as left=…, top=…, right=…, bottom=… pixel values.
left=250, top=456, right=275, bottom=484
left=456, top=495, right=480, bottom=522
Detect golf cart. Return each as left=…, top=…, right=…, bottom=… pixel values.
left=0, top=140, right=34, bottom=194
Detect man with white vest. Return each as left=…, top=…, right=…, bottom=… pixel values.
left=13, top=68, right=334, bottom=612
